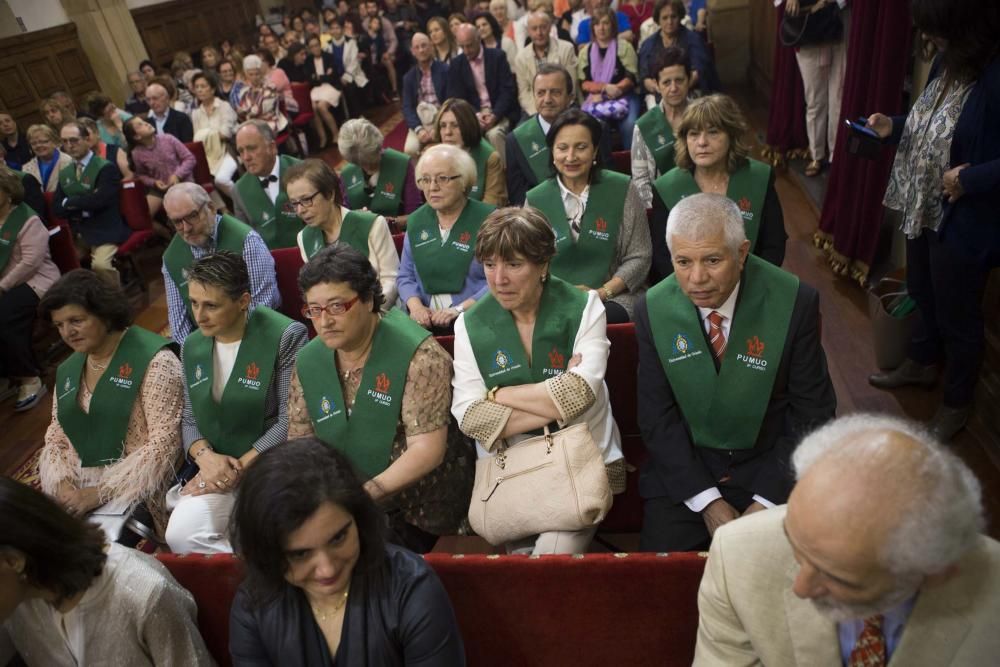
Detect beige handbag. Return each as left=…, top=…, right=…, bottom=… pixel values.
left=467, top=422, right=612, bottom=545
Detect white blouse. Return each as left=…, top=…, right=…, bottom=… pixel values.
left=451, top=290, right=623, bottom=463
left=295, top=205, right=400, bottom=307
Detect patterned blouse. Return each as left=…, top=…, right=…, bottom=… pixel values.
left=288, top=336, right=474, bottom=535
left=884, top=76, right=973, bottom=238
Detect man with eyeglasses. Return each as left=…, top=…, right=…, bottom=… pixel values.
left=51, top=121, right=128, bottom=284
left=124, top=71, right=150, bottom=115
left=231, top=120, right=304, bottom=250
left=161, top=182, right=281, bottom=343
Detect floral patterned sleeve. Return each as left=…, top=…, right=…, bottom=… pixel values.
left=286, top=368, right=317, bottom=440
left=401, top=338, right=454, bottom=438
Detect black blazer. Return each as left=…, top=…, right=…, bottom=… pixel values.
left=157, top=108, right=194, bottom=144
left=229, top=545, right=465, bottom=667
left=635, top=278, right=836, bottom=506
left=504, top=114, right=613, bottom=206
left=20, top=171, right=46, bottom=225
left=51, top=160, right=129, bottom=246
left=304, top=51, right=342, bottom=86
left=402, top=61, right=448, bottom=130
left=445, top=47, right=519, bottom=126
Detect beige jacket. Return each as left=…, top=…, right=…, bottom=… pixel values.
left=694, top=507, right=1000, bottom=667
left=513, top=38, right=579, bottom=115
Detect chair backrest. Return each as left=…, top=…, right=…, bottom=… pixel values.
left=156, top=552, right=707, bottom=667
left=290, top=82, right=314, bottom=115
left=119, top=180, right=153, bottom=231
left=270, top=247, right=306, bottom=323
left=48, top=223, right=81, bottom=273
left=184, top=141, right=214, bottom=190
left=42, top=192, right=64, bottom=229
left=392, top=232, right=404, bottom=258
left=611, top=150, right=631, bottom=175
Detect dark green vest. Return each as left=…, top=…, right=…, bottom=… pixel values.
left=234, top=154, right=303, bottom=249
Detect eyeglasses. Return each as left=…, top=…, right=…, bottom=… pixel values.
left=168, top=207, right=204, bottom=228
left=416, top=174, right=462, bottom=189
left=288, top=191, right=323, bottom=209
left=301, top=295, right=361, bottom=319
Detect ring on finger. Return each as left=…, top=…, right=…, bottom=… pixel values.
left=198, top=481, right=206, bottom=489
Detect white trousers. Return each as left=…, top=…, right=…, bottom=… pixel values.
left=164, top=483, right=236, bottom=554
left=506, top=525, right=598, bottom=555
left=794, top=11, right=849, bottom=162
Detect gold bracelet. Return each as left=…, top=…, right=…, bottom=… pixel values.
left=601, top=286, right=613, bottom=301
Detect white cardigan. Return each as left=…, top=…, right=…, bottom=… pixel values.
left=451, top=290, right=623, bottom=464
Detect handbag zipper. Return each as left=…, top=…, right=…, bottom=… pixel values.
left=480, top=459, right=555, bottom=501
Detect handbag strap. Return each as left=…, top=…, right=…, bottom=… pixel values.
left=780, top=12, right=811, bottom=47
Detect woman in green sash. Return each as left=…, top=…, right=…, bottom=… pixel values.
left=525, top=109, right=651, bottom=323
left=337, top=118, right=421, bottom=230
left=285, top=159, right=399, bottom=308
left=38, top=270, right=183, bottom=537
left=288, top=245, right=473, bottom=553
left=434, top=98, right=508, bottom=206
left=165, top=252, right=309, bottom=554
left=648, top=94, right=787, bottom=283
left=0, top=168, right=58, bottom=412
left=452, top=207, right=625, bottom=554
left=398, top=144, right=494, bottom=332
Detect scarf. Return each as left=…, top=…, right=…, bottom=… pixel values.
left=589, top=40, right=618, bottom=84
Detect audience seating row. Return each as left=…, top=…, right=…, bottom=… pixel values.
left=158, top=550, right=707, bottom=667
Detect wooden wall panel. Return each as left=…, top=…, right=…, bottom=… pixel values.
left=0, top=23, right=99, bottom=128
left=131, top=0, right=256, bottom=69
left=749, top=0, right=777, bottom=103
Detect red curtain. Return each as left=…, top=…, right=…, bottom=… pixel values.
left=764, top=4, right=810, bottom=165
left=815, top=0, right=913, bottom=283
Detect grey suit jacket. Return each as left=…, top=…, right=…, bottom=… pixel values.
left=694, top=507, right=1000, bottom=666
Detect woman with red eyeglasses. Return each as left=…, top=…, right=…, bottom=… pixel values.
left=164, top=251, right=308, bottom=554
left=287, top=244, right=473, bottom=554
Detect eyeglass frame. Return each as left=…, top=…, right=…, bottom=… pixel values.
left=287, top=190, right=324, bottom=210
left=301, top=295, right=362, bottom=319
left=416, top=174, right=463, bottom=189
left=168, top=205, right=208, bottom=228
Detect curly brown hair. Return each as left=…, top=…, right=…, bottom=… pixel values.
left=674, top=94, right=752, bottom=173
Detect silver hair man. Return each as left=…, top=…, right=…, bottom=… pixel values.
left=665, top=192, right=747, bottom=256
left=337, top=118, right=385, bottom=168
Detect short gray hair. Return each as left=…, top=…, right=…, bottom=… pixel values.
left=665, top=192, right=746, bottom=256
left=164, top=182, right=212, bottom=211
left=337, top=118, right=384, bottom=166
left=236, top=119, right=275, bottom=143
left=243, top=54, right=263, bottom=71
left=527, top=10, right=553, bottom=27
left=416, top=144, right=477, bottom=194
left=793, top=413, right=984, bottom=577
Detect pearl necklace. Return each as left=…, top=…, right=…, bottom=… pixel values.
left=311, top=589, right=350, bottom=621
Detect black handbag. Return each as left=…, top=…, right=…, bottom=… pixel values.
left=780, top=2, right=843, bottom=47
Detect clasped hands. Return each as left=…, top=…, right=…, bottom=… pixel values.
left=702, top=498, right=766, bottom=537
left=785, top=0, right=831, bottom=17
left=56, top=481, right=102, bottom=516
left=409, top=303, right=459, bottom=328
left=181, top=450, right=243, bottom=497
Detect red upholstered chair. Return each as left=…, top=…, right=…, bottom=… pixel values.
left=434, top=334, right=454, bottom=357
left=157, top=551, right=707, bottom=667
left=270, top=247, right=312, bottom=333
left=116, top=180, right=157, bottom=294
left=392, top=232, right=404, bottom=258
left=611, top=150, right=631, bottom=175
left=290, top=83, right=315, bottom=131
left=47, top=223, right=81, bottom=273
left=42, top=191, right=67, bottom=229
left=184, top=141, right=215, bottom=193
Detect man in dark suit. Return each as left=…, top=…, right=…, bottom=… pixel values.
left=402, top=32, right=448, bottom=157
left=635, top=193, right=836, bottom=552
left=446, top=23, right=518, bottom=163
left=52, top=121, right=129, bottom=284
left=505, top=63, right=612, bottom=205
left=145, top=82, right=194, bottom=143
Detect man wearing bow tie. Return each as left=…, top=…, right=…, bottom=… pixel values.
left=231, top=120, right=304, bottom=250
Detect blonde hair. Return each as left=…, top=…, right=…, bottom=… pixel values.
left=674, top=94, right=752, bottom=173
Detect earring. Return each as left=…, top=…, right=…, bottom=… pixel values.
left=541, top=273, right=547, bottom=283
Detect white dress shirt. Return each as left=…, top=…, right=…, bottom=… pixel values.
left=556, top=175, right=589, bottom=240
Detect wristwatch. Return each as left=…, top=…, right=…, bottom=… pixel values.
left=600, top=286, right=613, bottom=302
left=453, top=303, right=465, bottom=314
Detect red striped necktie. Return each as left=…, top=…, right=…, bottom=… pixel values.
left=848, top=615, right=886, bottom=667
left=708, top=310, right=727, bottom=361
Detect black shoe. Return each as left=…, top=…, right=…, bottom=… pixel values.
left=868, top=359, right=937, bottom=390
left=928, top=405, right=973, bottom=442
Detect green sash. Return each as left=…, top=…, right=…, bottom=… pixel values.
left=512, top=116, right=551, bottom=183
left=296, top=309, right=429, bottom=478
left=58, top=156, right=110, bottom=196
left=300, top=210, right=378, bottom=260
left=407, top=198, right=495, bottom=295
left=162, top=214, right=251, bottom=316
left=340, top=148, right=410, bottom=216
left=234, top=154, right=303, bottom=249
left=645, top=256, right=799, bottom=450
left=467, top=139, right=495, bottom=201
left=635, top=106, right=676, bottom=177
left=56, top=327, right=171, bottom=467
left=525, top=170, right=628, bottom=288
left=182, top=307, right=293, bottom=458
left=465, top=276, right=587, bottom=388
left=653, top=159, right=771, bottom=250
left=0, top=203, right=36, bottom=272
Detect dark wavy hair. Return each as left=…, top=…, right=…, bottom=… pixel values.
left=186, top=250, right=251, bottom=301
left=39, top=269, right=132, bottom=331
left=546, top=108, right=604, bottom=184
left=473, top=11, right=504, bottom=43
left=298, top=244, right=385, bottom=313
left=910, top=0, right=1000, bottom=83
left=229, top=438, right=387, bottom=607
left=0, top=478, right=107, bottom=605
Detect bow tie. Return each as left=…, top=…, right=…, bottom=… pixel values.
left=259, top=175, right=278, bottom=188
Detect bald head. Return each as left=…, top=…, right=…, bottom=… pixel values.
left=411, top=32, right=433, bottom=64
left=145, top=83, right=169, bottom=115
left=456, top=23, right=481, bottom=60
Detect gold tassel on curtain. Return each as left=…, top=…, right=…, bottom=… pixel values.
left=813, top=230, right=871, bottom=286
